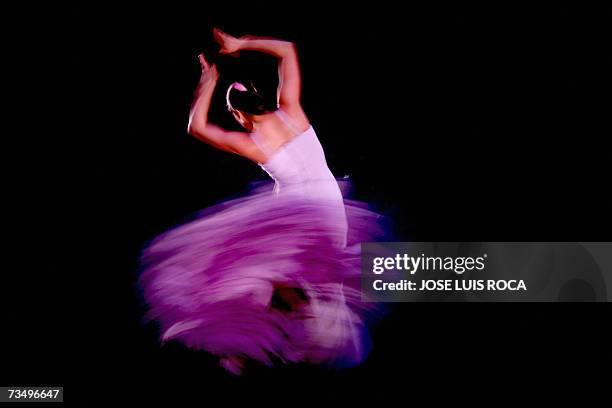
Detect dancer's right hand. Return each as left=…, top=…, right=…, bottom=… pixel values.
left=213, top=28, right=243, bottom=55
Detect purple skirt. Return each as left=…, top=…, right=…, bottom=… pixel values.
left=139, top=180, right=388, bottom=374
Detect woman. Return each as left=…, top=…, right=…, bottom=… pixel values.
left=140, top=29, right=387, bottom=374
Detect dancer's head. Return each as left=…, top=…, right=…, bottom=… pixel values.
left=226, top=81, right=276, bottom=130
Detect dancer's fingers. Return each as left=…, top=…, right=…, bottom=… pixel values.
left=198, top=53, right=209, bottom=69
left=213, top=27, right=226, bottom=44
left=212, top=28, right=239, bottom=55
left=205, top=63, right=219, bottom=80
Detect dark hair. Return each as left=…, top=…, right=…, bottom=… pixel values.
left=225, top=81, right=276, bottom=115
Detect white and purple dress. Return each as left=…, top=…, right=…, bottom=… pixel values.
left=139, top=111, right=388, bottom=373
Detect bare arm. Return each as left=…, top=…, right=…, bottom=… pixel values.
left=187, top=54, right=261, bottom=159
left=214, top=29, right=302, bottom=110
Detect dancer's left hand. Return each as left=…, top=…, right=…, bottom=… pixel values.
left=198, top=53, right=219, bottom=82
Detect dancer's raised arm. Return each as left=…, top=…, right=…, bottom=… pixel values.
left=187, top=53, right=261, bottom=160
left=214, top=29, right=302, bottom=111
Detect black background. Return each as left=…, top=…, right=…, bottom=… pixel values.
left=5, top=3, right=611, bottom=405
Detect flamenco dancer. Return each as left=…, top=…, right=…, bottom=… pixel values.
left=140, top=29, right=388, bottom=374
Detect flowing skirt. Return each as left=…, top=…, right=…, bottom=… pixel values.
left=139, top=180, right=388, bottom=374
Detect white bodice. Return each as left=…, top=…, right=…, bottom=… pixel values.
left=252, top=113, right=344, bottom=204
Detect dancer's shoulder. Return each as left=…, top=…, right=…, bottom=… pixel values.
left=277, top=105, right=311, bottom=134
